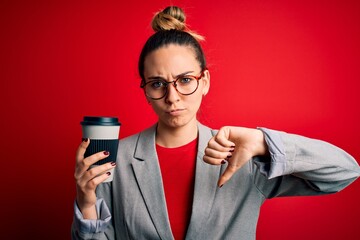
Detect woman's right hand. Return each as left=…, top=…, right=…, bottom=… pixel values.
left=74, top=138, right=116, bottom=219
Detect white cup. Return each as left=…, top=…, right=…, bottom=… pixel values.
left=81, top=116, right=121, bottom=182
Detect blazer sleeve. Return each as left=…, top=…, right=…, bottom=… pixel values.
left=252, top=128, right=360, bottom=198
left=71, top=183, right=115, bottom=240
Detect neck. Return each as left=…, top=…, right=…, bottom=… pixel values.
left=156, top=119, right=198, bottom=148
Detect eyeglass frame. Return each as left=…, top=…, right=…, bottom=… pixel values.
left=140, top=69, right=207, bottom=100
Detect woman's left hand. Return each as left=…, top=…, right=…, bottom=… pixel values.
left=203, top=126, right=268, bottom=187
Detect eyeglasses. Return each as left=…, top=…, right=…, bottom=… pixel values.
left=140, top=70, right=205, bottom=100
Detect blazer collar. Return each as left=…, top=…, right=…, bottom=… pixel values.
left=131, top=122, right=221, bottom=239
left=186, top=123, right=221, bottom=239
left=132, top=124, right=173, bottom=239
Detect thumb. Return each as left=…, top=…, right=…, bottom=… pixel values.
left=217, top=164, right=238, bottom=187
left=217, top=148, right=252, bottom=187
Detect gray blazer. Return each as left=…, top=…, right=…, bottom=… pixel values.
left=72, top=123, right=360, bottom=240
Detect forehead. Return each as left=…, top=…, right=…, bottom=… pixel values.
left=143, top=44, right=200, bottom=77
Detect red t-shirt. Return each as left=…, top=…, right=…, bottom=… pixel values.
left=156, top=138, right=198, bottom=240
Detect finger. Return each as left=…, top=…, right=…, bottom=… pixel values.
left=207, top=137, right=234, bottom=152
left=217, top=149, right=251, bottom=187
left=89, top=172, right=111, bottom=189
left=215, top=127, right=236, bottom=148
left=83, top=151, right=110, bottom=168
left=75, top=151, right=110, bottom=179
left=76, top=162, right=116, bottom=184
left=217, top=164, right=239, bottom=187
left=204, top=147, right=232, bottom=162
left=203, top=154, right=228, bottom=165
left=83, top=171, right=113, bottom=191
left=76, top=138, right=90, bottom=163
left=91, top=171, right=113, bottom=186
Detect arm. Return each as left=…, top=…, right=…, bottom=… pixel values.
left=71, top=139, right=116, bottom=240
left=253, top=128, right=360, bottom=197
left=203, top=126, right=360, bottom=196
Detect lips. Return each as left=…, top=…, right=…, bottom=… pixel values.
left=166, top=108, right=185, bottom=115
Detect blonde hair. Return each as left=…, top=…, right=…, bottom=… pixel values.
left=151, top=6, right=204, bottom=41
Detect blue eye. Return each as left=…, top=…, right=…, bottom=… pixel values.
left=179, top=77, right=194, bottom=84
left=150, top=81, right=165, bottom=89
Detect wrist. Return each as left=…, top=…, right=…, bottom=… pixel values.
left=79, top=204, right=98, bottom=220
left=253, top=129, right=269, bottom=156
left=76, top=196, right=98, bottom=220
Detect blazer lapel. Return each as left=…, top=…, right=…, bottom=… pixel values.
left=131, top=124, right=174, bottom=240
left=186, top=123, right=222, bottom=239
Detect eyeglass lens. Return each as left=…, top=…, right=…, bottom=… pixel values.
left=145, top=75, right=199, bottom=99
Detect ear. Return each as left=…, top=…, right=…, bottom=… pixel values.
left=201, top=69, right=210, bottom=96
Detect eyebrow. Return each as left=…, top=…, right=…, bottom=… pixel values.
left=147, top=70, right=195, bottom=80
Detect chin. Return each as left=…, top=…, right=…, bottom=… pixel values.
left=161, top=116, right=195, bottom=129
left=167, top=119, right=187, bottom=128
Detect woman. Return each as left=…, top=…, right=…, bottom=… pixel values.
left=72, top=6, right=359, bottom=240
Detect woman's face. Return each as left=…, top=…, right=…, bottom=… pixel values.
left=143, top=44, right=210, bottom=129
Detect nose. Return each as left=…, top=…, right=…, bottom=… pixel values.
left=165, top=82, right=180, bottom=104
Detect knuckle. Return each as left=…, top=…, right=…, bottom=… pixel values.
left=208, top=141, right=216, bottom=148
left=87, top=167, right=97, bottom=176
left=83, top=163, right=90, bottom=171
left=84, top=153, right=103, bottom=166
left=219, top=126, right=228, bottom=133
left=81, top=157, right=91, bottom=168
left=88, top=179, right=97, bottom=189
left=78, top=181, right=86, bottom=189
left=214, top=134, right=221, bottom=142
left=204, top=148, right=210, bottom=155
left=75, top=178, right=85, bottom=190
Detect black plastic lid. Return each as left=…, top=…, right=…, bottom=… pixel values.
left=81, top=116, right=121, bottom=126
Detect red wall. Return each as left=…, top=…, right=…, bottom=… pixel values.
left=1, top=0, right=359, bottom=239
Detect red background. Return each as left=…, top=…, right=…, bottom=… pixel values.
left=1, top=0, right=359, bottom=239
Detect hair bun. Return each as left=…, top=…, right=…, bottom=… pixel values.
left=151, top=6, right=204, bottom=41
left=151, top=6, right=186, bottom=32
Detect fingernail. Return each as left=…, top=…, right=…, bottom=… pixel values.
left=111, top=162, right=116, bottom=166
left=82, top=138, right=88, bottom=142
left=231, top=145, right=235, bottom=148
left=106, top=172, right=111, bottom=176
left=227, top=154, right=232, bottom=158
left=221, top=160, right=227, bottom=164
left=103, top=151, right=110, bottom=155
left=219, top=184, right=223, bottom=188
left=229, top=149, right=234, bottom=152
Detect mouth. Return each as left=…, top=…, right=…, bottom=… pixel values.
left=166, top=108, right=185, bottom=115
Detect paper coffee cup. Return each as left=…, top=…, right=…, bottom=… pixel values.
left=81, top=116, right=121, bottom=182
